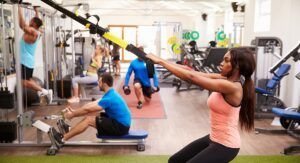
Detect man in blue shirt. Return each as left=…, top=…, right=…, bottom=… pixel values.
left=18, top=5, right=53, bottom=104
left=124, top=46, right=159, bottom=109
left=54, top=73, right=131, bottom=143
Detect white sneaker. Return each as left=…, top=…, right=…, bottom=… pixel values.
left=46, top=89, right=53, bottom=104
left=67, top=97, right=80, bottom=103
left=38, top=89, right=53, bottom=105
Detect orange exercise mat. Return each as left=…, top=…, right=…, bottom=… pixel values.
left=118, top=82, right=166, bottom=119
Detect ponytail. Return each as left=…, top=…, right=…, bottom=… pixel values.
left=239, top=76, right=255, bottom=131
left=229, top=47, right=256, bottom=131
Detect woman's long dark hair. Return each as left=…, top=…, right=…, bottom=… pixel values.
left=229, top=47, right=256, bottom=131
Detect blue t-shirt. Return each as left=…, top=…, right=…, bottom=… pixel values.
left=125, top=58, right=158, bottom=87
left=98, top=88, right=131, bottom=127
left=20, top=34, right=40, bottom=68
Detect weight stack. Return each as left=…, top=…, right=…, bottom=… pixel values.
left=0, top=91, right=15, bottom=109
left=0, top=121, right=17, bottom=143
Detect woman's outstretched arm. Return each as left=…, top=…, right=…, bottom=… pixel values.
left=147, top=54, right=238, bottom=94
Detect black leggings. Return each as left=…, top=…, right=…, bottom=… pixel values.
left=169, top=135, right=239, bottom=163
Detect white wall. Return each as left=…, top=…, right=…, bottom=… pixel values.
left=244, top=0, right=300, bottom=107
left=69, top=15, right=195, bottom=31
left=194, top=15, right=208, bottom=47
left=194, top=12, right=224, bottom=47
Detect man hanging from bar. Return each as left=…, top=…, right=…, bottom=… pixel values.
left=18, top=5, right=53, bottom=104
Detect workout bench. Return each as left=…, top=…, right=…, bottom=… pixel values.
left=97, top=130, right=148, bottom=151
left=32, top=120, right=148, bottom=155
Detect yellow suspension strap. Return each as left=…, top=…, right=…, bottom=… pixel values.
left=102, top=32, right=128, bottom=49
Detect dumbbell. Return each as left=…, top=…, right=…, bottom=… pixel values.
left=123, top=86, right=131, bottom=95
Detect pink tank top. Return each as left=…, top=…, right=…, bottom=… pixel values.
left=207, top=92, right=241, bottom=148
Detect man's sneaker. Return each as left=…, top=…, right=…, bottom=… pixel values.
left=137, top=101, right=143, bottom=109
left=67, top=97, right=80, bottom=103
left=49, top=127, right=64, bottom=145
left=57, top=119, right=70, bottom=134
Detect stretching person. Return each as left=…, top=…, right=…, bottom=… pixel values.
left=147, top=48, right=256, bottom=163
left=53, top=73, right=131, bottom=143
left=124, top=46, right=159, bottom=109
left=68, top=45, right=104, bottom=103
left=18, top=5, right=53, bottom=104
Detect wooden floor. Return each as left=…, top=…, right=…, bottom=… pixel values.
left=0, top=76, right=299, bottom=156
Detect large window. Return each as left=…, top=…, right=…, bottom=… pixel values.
left=109, top=24, right=177, bottom=62
left=108, top=25, right=137, bottom=62
left=123, top=27, right=137, bottom=61
left=254, top=0, right=271, bottom=32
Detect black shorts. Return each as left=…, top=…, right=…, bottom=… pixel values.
left=134, top=79, right=153, bottom=98
left=112, top=55, right=120, bottom=61
left=21, top=64, right=33, bottom=80
left=95, top=113, right=129, bottom=136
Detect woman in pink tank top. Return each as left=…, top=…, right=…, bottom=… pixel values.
left=147, top=48, right=256, bottom=163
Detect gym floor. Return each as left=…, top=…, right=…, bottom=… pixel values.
left=0, top=67, right=298, bottom=156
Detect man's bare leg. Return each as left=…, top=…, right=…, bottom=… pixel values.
left=64, top=100, right=100, bottom=119
left=115, top=61, right=121, bottom=76
left=134, top=83, right=144, bottom=102
left=22, top=79, right=43, bottom=92
left=23, top=79, right=53, bottom=104
left=63, top=116, right=96, bottom=141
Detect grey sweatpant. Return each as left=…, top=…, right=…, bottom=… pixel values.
left=71, top=74, right=98, bottom=88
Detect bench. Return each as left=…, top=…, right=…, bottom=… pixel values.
left=32, top=120, right=149, bottom=155
left=97, top=130, right=148, bottom=151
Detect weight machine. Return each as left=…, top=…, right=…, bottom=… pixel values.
left=255, top=43, right=300, bottom=154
